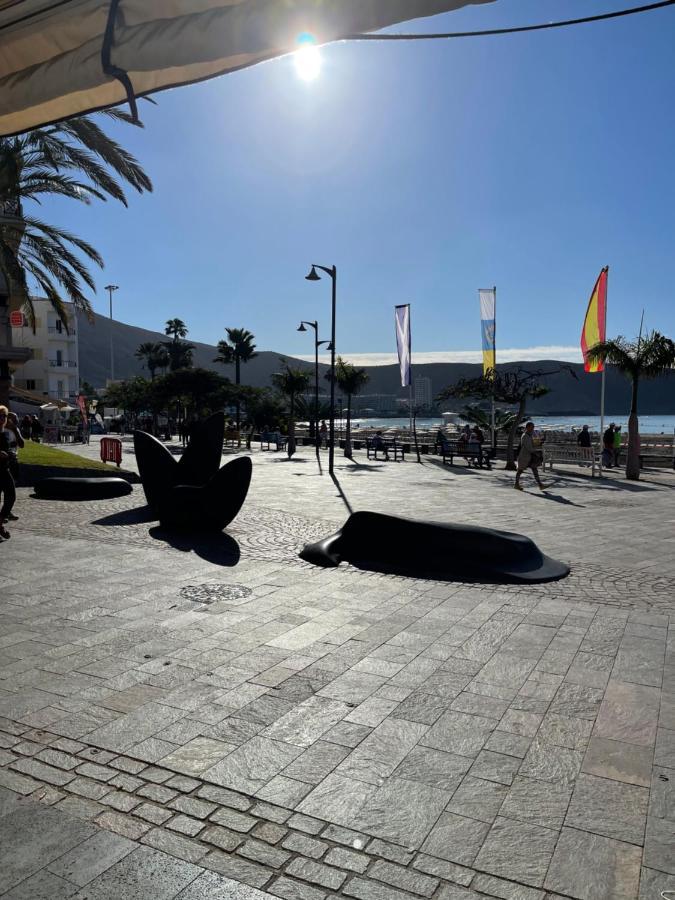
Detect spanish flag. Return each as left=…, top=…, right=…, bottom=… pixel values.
left=580, top=267, right=608, bottom=373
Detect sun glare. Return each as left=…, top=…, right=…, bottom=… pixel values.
left=294, top=35, right=321, bottom=81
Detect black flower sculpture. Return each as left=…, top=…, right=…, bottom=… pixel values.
left=134, top=413, right=251, bottom=531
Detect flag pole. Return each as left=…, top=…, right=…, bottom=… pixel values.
left=598, top=267, right=608, bottom=475
left=491, top=284, right=496, bottom=454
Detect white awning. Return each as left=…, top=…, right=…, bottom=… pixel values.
left=0, top=0, right=494, bottom=136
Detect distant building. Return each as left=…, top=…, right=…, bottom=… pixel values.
left=414, top=376, right=433, bottom=411
left=352, top=393, right=399, bottom=415
left=11, top=299, right=80, bottom=401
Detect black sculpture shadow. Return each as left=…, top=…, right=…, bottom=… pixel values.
left=134, top=412, right=252, bottom=532
left=300, top=510, right=570, bottom=584
left=149, top=528, right=241, bottom=566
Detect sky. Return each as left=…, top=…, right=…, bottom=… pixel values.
left=41, top=0, right=675, bottom=365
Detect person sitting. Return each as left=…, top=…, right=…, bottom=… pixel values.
left=371, top=431, right=389, bottom=460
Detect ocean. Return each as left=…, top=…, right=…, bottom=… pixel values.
left=348, top=415, right=675, bottom=434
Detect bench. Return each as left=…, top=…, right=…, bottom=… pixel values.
left=543, top=444, right=597, bottom=477
left=260, top=432, right=288, bottom=452
left=436, top=438, right=492, bottom=469
left=224, top=429, right=241, bottom=448
left=366, top=438, right=405, bottom=461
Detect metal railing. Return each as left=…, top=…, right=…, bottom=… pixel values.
left=48, top=326, right=76, bottom=336
left=48, top=359, right=77, bottom=367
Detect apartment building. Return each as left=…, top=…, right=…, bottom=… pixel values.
left=11, top=299, right=80, bottom=401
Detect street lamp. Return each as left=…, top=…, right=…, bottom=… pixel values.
left=305, top=264, right=337, bottom=474
left=297, top=320, right=332, bottom=462
left=104, top=284, right=118, bottom=383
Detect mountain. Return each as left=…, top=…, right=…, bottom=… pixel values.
left=77, top=311, right=675, bottom=415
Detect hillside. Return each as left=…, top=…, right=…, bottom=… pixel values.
left=76, top=311, right=675, bottom=415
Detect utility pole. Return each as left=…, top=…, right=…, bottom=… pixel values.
left=104, top=284, right=119, bottom=383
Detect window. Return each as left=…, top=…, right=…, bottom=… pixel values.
left=55, top=319, right=63, bottom=333
left=57, top=380, right=64, bottom=396
left=26, top=379, right=36, bottom=391
left=56, top=350, right=63, bottom=365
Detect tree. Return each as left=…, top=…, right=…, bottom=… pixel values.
left=459, top=404, right=518, bottom=437
left=0, top=108, right=152, bottom=404
left=587, top=331, right=675, bottom=480
left=103, top=376, right=154, bottom=429
left=164, top=319, right=188, bottom=342
left=135, top=341, right=169, bottom=379
left=439, top=368, right=569, bottom=469
left=161, top=319, right=194, bottom=372
left=331, top=357, right=369, bottom=458
left=271, top=364, right=311, bottom=459
left=214, top=328, right=257, bottom=430
left=153, top=368, right=232, bottom=420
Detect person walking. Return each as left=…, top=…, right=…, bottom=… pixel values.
left=319, top=420, right=328, bottom=449
left=0, top=407, right=17, bottom=537
left=515, top=421, right=546, bottom=491
left=577, top=424, right=592, bottom=448
left=602, top=423, right=615, bottom=468
left=5, top=412, right=24, bottom=487
left=613, top=425, right=622, bottom=467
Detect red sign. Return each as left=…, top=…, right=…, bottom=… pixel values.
left=9, top=311, right=24, bottom=327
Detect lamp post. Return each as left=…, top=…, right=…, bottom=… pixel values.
left=305, top=264, right=337, bottom=474
left=104, top=284, right=118, bottom=383
left=297, top=320, right=332, bottom=463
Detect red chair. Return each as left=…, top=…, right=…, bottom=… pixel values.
left=100, top=437, right=123, bottom=467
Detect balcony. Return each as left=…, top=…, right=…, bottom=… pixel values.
left=48, top=326, right=76, bottom=337
left=48, top=359, right=77, bottom=368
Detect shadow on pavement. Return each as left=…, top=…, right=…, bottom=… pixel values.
left=148, top=527, right=241, bottom=566
left=330, top=472, right=354, bottom=515
left=92, top=506, right=157, bottom=526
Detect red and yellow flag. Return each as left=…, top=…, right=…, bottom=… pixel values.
left=580, top=267, right=608, bottom=373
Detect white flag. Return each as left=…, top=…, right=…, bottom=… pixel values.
left=395, top=304, right=411, bottom=387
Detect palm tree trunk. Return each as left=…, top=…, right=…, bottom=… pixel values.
left=505, top=397, right=527, bottom=470
left=235, top=357, right=241, bottom=431
left=625, top=377, right=641, bottom=480
left=288, top=394, right=296, bottom=459
left=344, top=395, right=352, bottom=458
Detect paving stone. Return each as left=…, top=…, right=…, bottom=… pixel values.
left=434, top=888, right=485, bottom=900
left=654, top=727, right=675, bottom=768
left=68, top=776, right=112, bottom=800
left=581, top=736, right=653, bottom=787
left=286, top=857, right=347, bottom=890
left=238, top=837, right=291, bottom=868
left=393, top=745, right=472, bottom=792
left=287, top=813, right=323, bottom=834
left=139, top=765, right=172, bottom=783
left=544, top=827, right=642, bottom=899
left=565, top=773, right=649, bottom=845
left=269, top=876, right=327, bottom=900
left=48, top=830, right=136, bottom=886
left=594, top=681, right=661, bottom=747
left=369, top=859, right=439, bottom=897
left=109, top=756, right=146, bottom=775
left=134, top=802, right=173, bottom=825
left=167, top=813, right=205, bottom=837
left=256, top=774, right=312, bottom=808
left=78, top=748, right=117, bottom=764
left=160, top=737, right=236, bottom=776
left=204, top=737, right=303, bottom=793
left=321, top=823, right=369, bottom=850
left=70, top=843, right=204, bottom=898
left=643, top=815, right=675, bottom=875
left=56, top=795, right=104, bottom=820
left=447, top=775, right=509, bottom=824
left=412, top=854, right=474, bottom=886
left=484, top=730, right=532, bottom=758
left=252, top=801, right=291, bottom=824
left=30, top=783, right=66, bottom=805
left=35, top=748, right=81, bottom=770
left=322, top=721, right=373, bottom=747
left=169, top=794, right=217, bottom=819
left=101, top=790, right=141, bottom=812
left=137, top=782, right=178, bottom=803
left=421, top=711, right=495, bottom=757
left=0, top=767, right=40, bottom=795
left=201, top=824, right=244, bottom=851
left=518, top=738, right=583, bottom=785
left=299, top=773, right=377, bottom=826
left=473, top=816, right=559, bottom=887
left=282, top=831, right=328, bottom=859
left=175, top=869, right=277, bottom=898
left=254, top=821, right=289, bottom=844
left=210, top=805, right=256, bottom=832
left=10, top=757, right=75, bottom=786
left=342, top=875, right=418, bottom=899
left=201, top=849, right=273, bottom=888
left=109, top=772, right=143, bottom=792
left=549, top=683, right=605, bottom=721
left=337, top=718, right=428, bottom=785
left=96, top=809, right=151, bottom=841
left=469, top=750, right=520, bottom=785
left=356, top=776, right=449, bottom=848
left=324, top=846, right=369, bottom=873
left=500, top=776, right=572, bottom=829
left=639, top=866, right=675, bottom=900
left=420, top=812, right=489, bottom=866
left=366, top=838, right=414, bottom=865
left=197, top=783, right=252, bottom=810
left=166, top=774, right=201, bottom=793
left=471, top=873, right=546, bottom=899
left=537, top=714, right=593, bottom=751
left=282, top=740, right=350, bottom=785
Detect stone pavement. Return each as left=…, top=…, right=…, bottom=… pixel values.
left=1, top=441, right=674, bottom=899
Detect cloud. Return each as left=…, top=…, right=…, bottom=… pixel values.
left=296, top=346, right=583, bottom=366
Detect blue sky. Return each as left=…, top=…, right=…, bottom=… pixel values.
left=43, top=0, right=675, bottom=363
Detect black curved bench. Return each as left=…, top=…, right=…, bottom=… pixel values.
left=35, top=477, right=132, bottom=500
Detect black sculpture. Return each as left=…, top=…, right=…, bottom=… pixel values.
left=134, top=413, right=252, bottom=531
left=300, top=510, right=569, bottom=584
left=35, top=477, right=132, bottom=501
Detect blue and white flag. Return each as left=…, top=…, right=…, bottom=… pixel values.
left=395, top=304, right=411, bottom=387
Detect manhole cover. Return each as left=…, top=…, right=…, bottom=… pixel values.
left=179, top=584, right=253, bottom=604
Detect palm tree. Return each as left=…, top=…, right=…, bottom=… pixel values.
left=214, top=327, right=257, bottom=429
left=0, top=109, right=152, bottom=404
left=332, top=357, right=369, bottom=458
left=587, top=331, right=675, bottom=480
left=136, top=342, right=169, bottom=380
left=271, top=364, right=311, bottom=458
left=164, top=319, right=188, bottom=342
left=162, top=319, right=194, bottom=371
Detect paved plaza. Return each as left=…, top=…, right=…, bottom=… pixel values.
left=1, top=440, right=674, bottom=900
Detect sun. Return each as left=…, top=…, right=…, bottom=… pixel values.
left=294, top=34, right=321, bottom=81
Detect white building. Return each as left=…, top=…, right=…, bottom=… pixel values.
left=414, top=376, right=433, bottom=410
left=11, top=299, right=80, bottom=401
